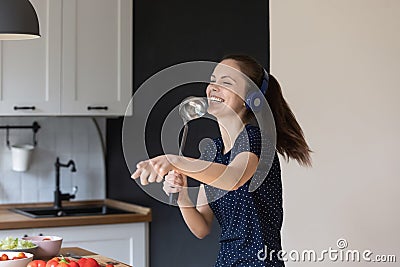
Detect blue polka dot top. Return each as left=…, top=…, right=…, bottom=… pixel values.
left=200, top=124, right=285, bottom=267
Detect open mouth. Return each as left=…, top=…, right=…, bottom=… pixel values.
left=209, top=96, right=225, bottom=103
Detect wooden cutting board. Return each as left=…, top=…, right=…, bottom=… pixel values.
left=59, top=247, right=131, bottom=267
left=85, top=254, right=129, bottom=267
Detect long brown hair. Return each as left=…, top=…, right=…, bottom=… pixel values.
left=222, top=54, right=313, bottom=167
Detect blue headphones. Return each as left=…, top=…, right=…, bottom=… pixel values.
left=245, top=70, right=269, bottom=112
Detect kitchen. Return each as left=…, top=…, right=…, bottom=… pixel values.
left=1, top=0, right=400, bottom=267
left=0, top=0, right=147, bottom=266
left=1, top=0, right=253, bottom=266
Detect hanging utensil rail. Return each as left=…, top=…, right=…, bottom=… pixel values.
left=0, top=121, right=41, bottom=148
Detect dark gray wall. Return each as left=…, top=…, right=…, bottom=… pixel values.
left=106, top=1, right=270, bottom=266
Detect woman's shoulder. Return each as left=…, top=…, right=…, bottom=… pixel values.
left=244, top=124, right=261, bottom=138
left=198, top=136, right=222, bottom=161
left=245, top=123, right=260, bottom=131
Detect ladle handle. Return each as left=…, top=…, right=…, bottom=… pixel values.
left=169, top=124, right=189, bottom=205
left=169, top=192, right=179, bottom=205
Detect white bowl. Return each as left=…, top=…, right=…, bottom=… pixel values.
left=22, top=236, right=62, bottom=259
left=0, top=252, right=33, bottom=267
left=0, top=245, right=38, bottom=255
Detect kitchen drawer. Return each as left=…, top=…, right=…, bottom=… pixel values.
left=0, top=222, right=148, bottom=267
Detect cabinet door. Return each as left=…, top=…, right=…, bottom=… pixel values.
left=35, top=223, right=148, bottom=267
left=61, top=0, right=133, bottom=116
left=0, top=0, right=62, bottom=116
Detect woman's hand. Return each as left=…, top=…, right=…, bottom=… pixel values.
left=164, top=170, right=193, bottom=206
left=131, top=154, right=178, bottom=185
left=163, top=170, right=187, bottom=196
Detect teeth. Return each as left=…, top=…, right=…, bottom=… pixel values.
left=209, top=96, right=224, bottom=103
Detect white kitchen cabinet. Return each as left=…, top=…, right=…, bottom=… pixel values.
left=61, top=0, right=133, bottom=116
left=0, top=0, right=62, bottom=116
left=0, top=223, right=148, bottom=267
left=0, top=0, right=132, bottom=116
left=61, top=0, right=132, bottom=115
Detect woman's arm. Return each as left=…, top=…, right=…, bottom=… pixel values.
left=178, top=184, right=214, bottom=239
left=132, top=151, right=259, bottom=191
left=163, top=172, right=213, bottom=239
left=174, top=152, right=259, bottom=190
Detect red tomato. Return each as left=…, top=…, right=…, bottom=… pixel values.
left=57, top=262, right=70, bottom=267
left=46, top=258, right=60, bottom=267
left=17, top=252, right=27, bottom=258
left=68, top=260, right=80, bottom=267
left=77, top=257, right=100, bottom=267
left=106, top=264, right=114, bottom=267
left=0, top=254, right=9, bottom=261
left=28, top=260, right=47, bottom=267
left=46, top=257, right=80, bottom=267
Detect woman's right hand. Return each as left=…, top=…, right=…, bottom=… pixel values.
left=163, top=170, right=187, bottom=196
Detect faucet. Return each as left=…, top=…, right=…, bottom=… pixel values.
left=54, top=157, right=78, bottom=209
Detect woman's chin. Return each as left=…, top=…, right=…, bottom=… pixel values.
left=207, top=105, right=222, bottom=117
left=207, top=108, right=230, bottom=120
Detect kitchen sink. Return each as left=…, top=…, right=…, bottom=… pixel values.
left=11, top=205, right=136, bottom=218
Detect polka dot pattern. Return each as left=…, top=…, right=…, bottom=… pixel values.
left=202, top=125, right=285, bottom=267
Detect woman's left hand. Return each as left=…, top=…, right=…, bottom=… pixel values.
left=131, top=154, right=178, bottom=185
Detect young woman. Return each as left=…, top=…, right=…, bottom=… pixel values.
left=132, top=55, right=312, bottom=266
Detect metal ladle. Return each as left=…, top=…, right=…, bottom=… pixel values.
left=169, top=96, right=208, bottom=205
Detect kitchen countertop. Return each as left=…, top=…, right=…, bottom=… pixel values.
left=0, top=199, right=151, bottom=230
left=60, top=247, right=131, bottom=267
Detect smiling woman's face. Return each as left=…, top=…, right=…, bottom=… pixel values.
left=206, top=59, right=247, bottom=119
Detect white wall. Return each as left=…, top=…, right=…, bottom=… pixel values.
left=0, top=117, right=106, bottom=204
left=271, top=0, right=399, bottom=265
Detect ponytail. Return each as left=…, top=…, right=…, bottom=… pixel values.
left=222, top=54, right=313, bottom=167
left=266, top=74, right=312, bottom=167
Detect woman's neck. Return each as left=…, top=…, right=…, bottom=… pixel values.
left=218, top=116, right=246, bottom=154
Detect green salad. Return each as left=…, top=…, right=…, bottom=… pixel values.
left=0, top=237, right=36, bottom=250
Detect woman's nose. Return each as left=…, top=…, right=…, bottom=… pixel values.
left=209, top=83, right=219, bottom=91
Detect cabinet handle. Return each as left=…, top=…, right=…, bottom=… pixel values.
left=23, top=234, right=28, bottom=237
left=87, top=106, right=108, bottom=111
left=14, top=106, right=36, bottom=111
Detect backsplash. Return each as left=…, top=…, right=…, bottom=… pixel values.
left=0, top=117, right=106, bottom=204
